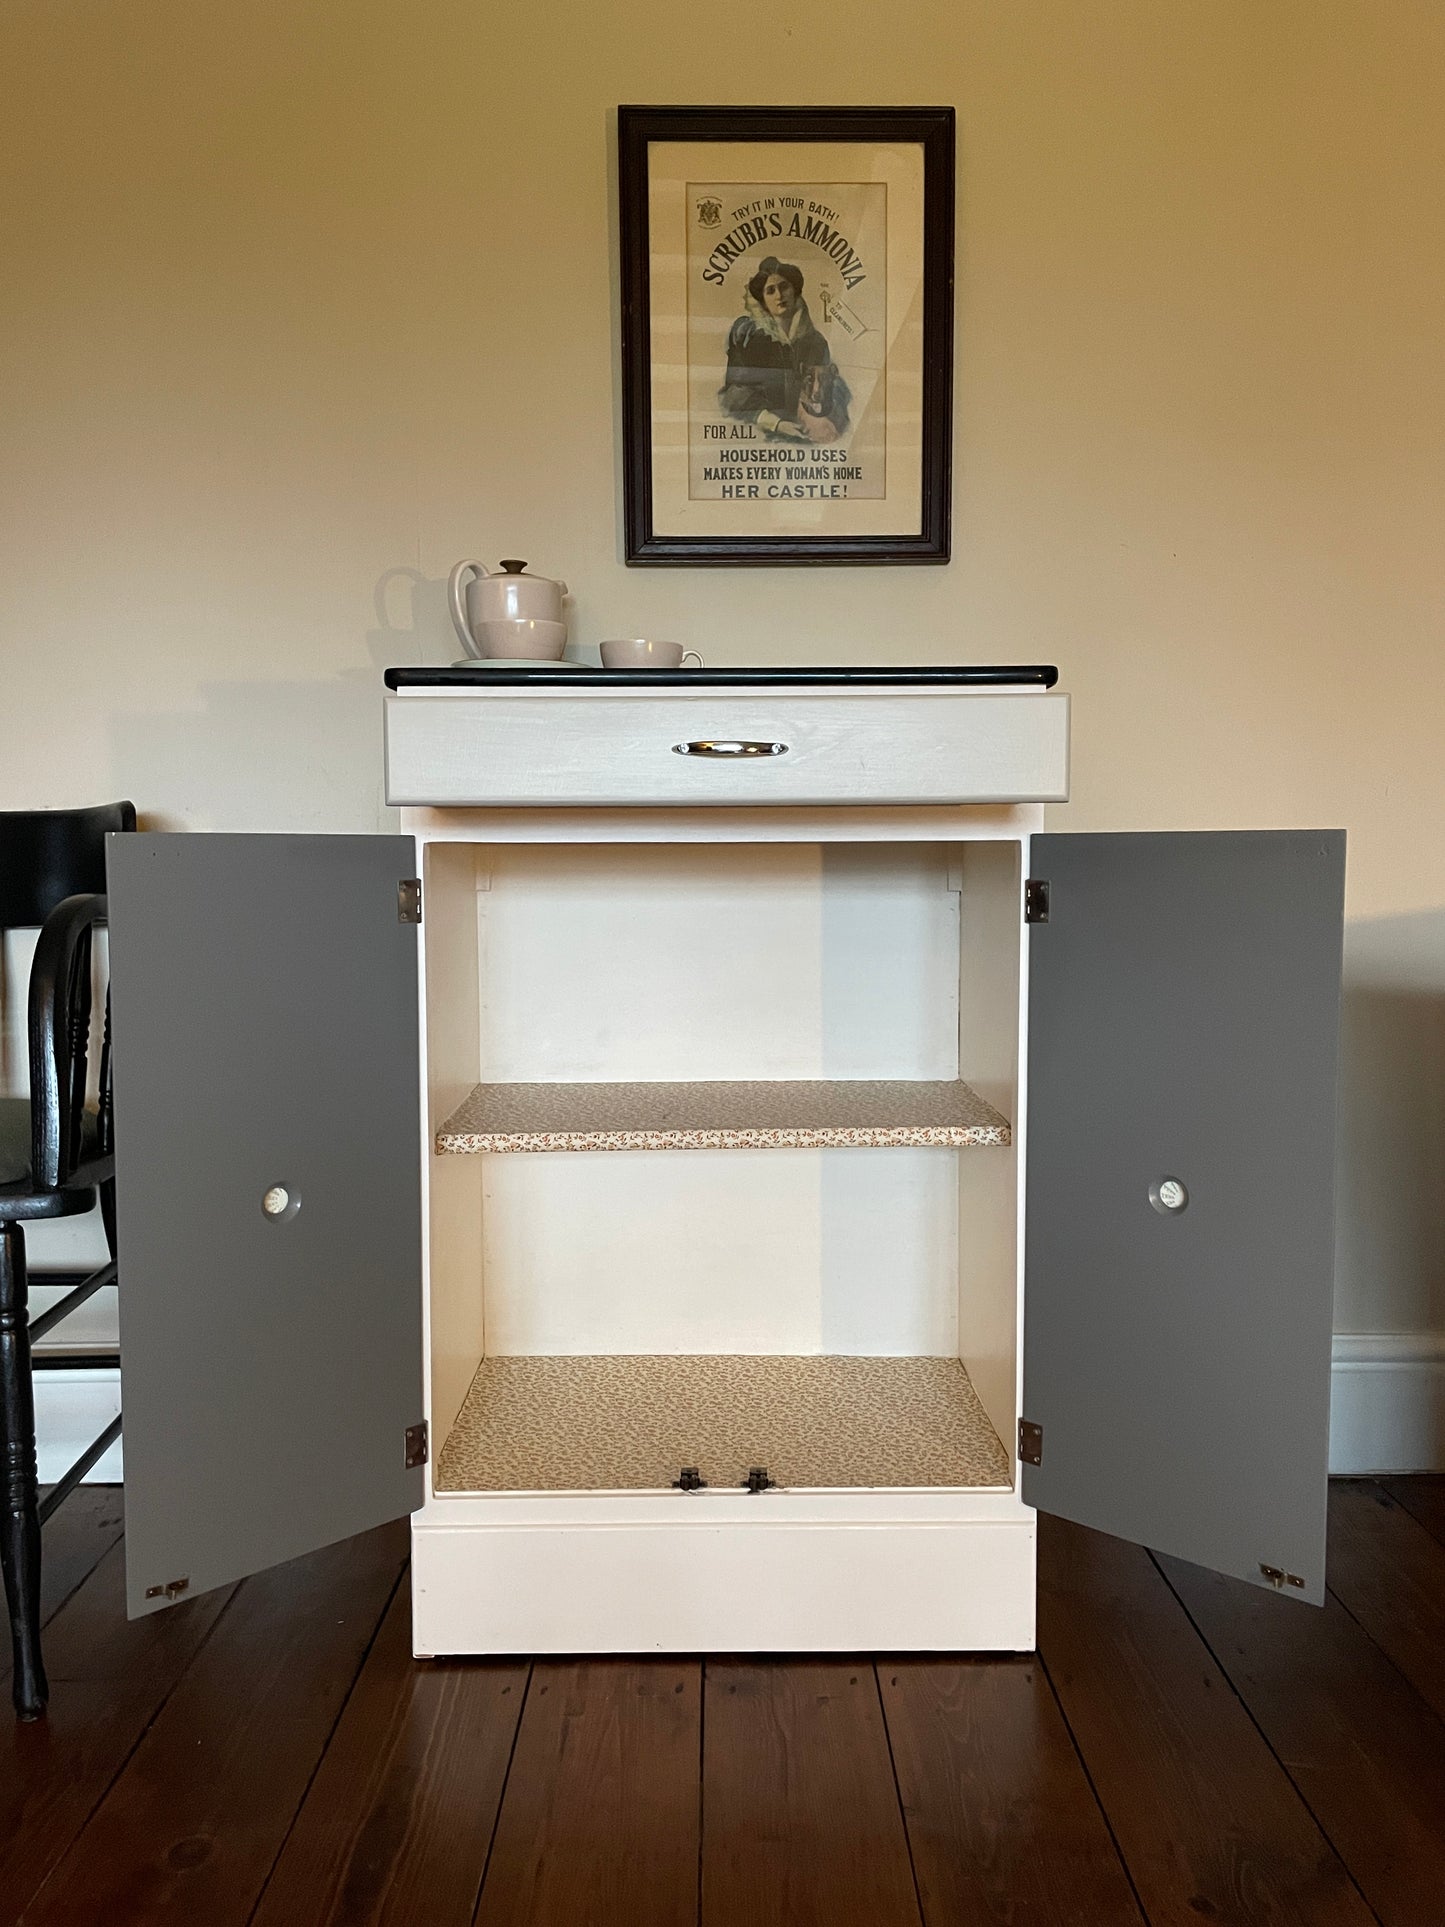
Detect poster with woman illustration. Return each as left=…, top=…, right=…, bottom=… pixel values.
left=687, top=183, right=888, bottom=503
left=620, top=109, right=955, bottom=563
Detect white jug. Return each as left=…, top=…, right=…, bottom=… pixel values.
left=448, top=559, right=569, bottom=658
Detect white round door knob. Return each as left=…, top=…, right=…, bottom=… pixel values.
left=261, top=1184, right=299, bottom=1222
left=1150, top=1176, right=1189, bottom=1215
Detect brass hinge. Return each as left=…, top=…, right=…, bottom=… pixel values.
left=1018, top=1419, right=1043, bottom=1466
left=405, top=1421, right=428, bottom=1469
left=144, top=1576, right=190, bottom=1602
left=398, top=878, right=422, bottom=924
left=1024, top=879, right=1050, bottom=924
left=1259, top=1563, right=1306, bottom=1591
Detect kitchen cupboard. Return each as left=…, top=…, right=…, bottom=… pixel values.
left=105, top=668, right=1344, bottom=1652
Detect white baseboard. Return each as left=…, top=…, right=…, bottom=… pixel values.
left=33, top=1368, right=124, bottom=1484
left=25, top=1340, right=1445, bottom=1491
left=1329, top=1332, right=1445, bottom=1474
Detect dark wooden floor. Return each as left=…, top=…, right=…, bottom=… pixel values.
left=4, top=1482, right=1445, bottom=1924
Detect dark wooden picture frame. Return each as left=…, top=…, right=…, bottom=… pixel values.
left=618, top=105, right=955, bottom=566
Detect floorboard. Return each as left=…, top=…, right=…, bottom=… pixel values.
left=251, top=1585, right=527, bottom=1927
left=33, top=1486, right=125, bottom=1628
left=702, top=1659, right=920, bottom=1927
left=0, top=1538, right=233, bottom=1927
left=474, top=1659, right=699, bottom=1927
left=18, top=1522, right=406, bottom=1927
left=1326, top=1480, right=1445, bottom=1722
left=881, top=1656, right=1143, bottom=1926
left=1161, top=1549, right=1445, bottom=1926
left=1038, top=1515, right=1376, bottom=1927
left=5, top=1489, right=1445, bottom=1925
left=1381, top=1474, right=1445, bottom=1549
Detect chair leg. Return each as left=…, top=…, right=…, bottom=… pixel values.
left=0, top=1223, right=47, bottom=1720
left=100, top=1172, right=117, bottom=1266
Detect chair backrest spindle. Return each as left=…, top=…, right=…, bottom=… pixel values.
left=28, top=895, right=106, bottom=1190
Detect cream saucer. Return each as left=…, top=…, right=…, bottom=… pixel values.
left=451, top=657, right=587, bottom=669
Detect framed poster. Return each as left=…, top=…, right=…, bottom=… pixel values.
left=619, top=105, right=955, bottom=566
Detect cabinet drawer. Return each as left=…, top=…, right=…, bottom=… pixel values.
left=384, top=690, right=1070, bottom=807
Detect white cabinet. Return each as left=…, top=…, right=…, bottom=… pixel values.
left=105, top=672, right=1345, bottom=1654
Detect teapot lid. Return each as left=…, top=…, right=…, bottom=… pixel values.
left=489, top=557, right=567, bottom=597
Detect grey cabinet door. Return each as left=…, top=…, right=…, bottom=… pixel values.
left=1022, top=831, right=1345, bottom=1602
left=107, top=834, right=424, bottom=1617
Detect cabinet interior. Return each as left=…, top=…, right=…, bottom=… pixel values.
left=422, top=837, right=1023, bottom=1496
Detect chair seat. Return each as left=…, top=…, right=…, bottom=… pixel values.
left=0, top=1098, right=103, bottom=1219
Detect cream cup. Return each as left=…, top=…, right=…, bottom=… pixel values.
left=599, top=639, right=704, bottom=669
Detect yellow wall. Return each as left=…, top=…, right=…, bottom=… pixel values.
left=3, top=1, right=1442, bottom=1330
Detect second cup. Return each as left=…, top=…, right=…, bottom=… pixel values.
left=599, top=639, right=704, bottom=669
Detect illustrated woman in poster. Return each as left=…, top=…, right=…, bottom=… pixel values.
left=718, top=256, right=851, bottom=444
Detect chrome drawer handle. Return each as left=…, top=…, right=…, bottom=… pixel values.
left=672, top=739, right=789, bottom=758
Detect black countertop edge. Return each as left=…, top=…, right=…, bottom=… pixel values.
left=384, top=664, right=1060, bottom=691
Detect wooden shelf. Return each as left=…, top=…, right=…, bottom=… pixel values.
left=435, top=1078, right=1011, bottom=1154
left=436, top=1354, right=1011, bottom=1493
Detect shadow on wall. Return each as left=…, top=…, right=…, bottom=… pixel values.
left=370, top=567, right=453, bottom=669
left=110, top=670, right=391, bottom=834
left=1336, top=909, right=1445, bottom=1336
left=104, top=568, right=462, bottom=835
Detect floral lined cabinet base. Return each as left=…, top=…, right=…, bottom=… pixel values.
left=437, top=1353, right=1012, bottom=1492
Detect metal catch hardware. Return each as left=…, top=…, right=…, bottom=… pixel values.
left=742, top=1467, right=775, bottom=1494
left=405, top=1422, right=429, bottom=1469
left=1259, top=1564, right=1306, bottom=1591
left=145, top=1577, right=191, bottom=1602
left=1018, top=1420, right=1043, bottom=1466
left=672, top=1466, right=707, bottom=1492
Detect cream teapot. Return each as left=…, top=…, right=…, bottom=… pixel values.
left=448, top=558, right=569, bottom=659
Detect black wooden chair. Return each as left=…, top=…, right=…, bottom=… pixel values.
left=1, top=803, right=134, bottom=1718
